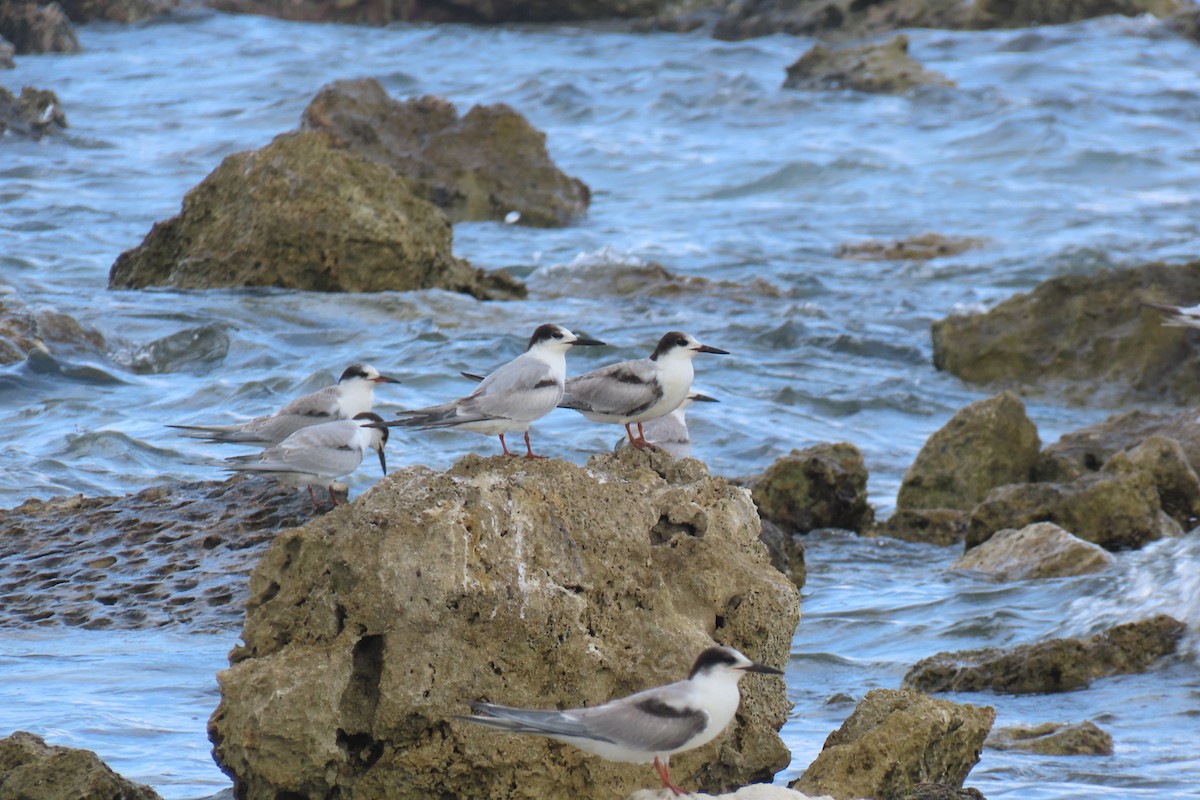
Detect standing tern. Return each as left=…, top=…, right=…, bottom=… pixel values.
left=456, top=645, right=783, bottom=796
left=618, top=391, right=719, bottom=459
left=224, top=411, right=389, bottom=508
left=1144, top=301, right=1200, bottom=329
left=561, top=332, right=728, bottom=450
left=374, top=324, right=605, bottom=458
left=169, top=363, right=399, bottom=446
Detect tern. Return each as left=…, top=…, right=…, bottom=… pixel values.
left=224, top=411, right=389, bottom=508
left=373, top=324, right=605, bottom=458
left=1144, top=301, right=1200, bottom=329
left=456, top=645, right=783, bottom=796
left=561, top=332, right=728, bottom=450
left=169, top=363, right=399, bottom=446
left=618, top=391, right=718, bottom=459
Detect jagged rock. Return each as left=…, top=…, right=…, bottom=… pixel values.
left=952, top=522, right=1114, bottom=580
left=0, top=476, right=320, bottom=630
left=965, top=469, right=1172, bottom=551
left=108, top=131, right=525, bottom=299
left=0, top=731, right=162, bottom=800
left=897, top=392, right=1040, bottom=512
left=206, top=0, right=670, bottom=24
left=1037, top=409, right=1200, bottom=483
left=758, top=518, right=807, bottom=588
left=836, top=233, right=986, bottom=261
left=301, top=80, right=588, bottom=228
left=0, top=85, right=67, bottom=139
left=0, top=294, right=103, bottom=365
left=628, top=787, right=823, bottom=800
left=0, top=36, right=14, bottom=68
left=54, top=0, right=178, bottom=22
left=791, top=689, right=994, bottom=800
left=931, top=260, right=1200, bottom=405
left=531, top=254, right=781, bottom=300
left=986, top=720, right=1113, bottom=756
left=209, top=448, right=800, bottom=800
left=902, top=614, right=1186, bottom=694
left=969, top=0, right=1178, bottom=28
left=749, top=442, right=874, bottom=534
left=0, top=1, right=77, bottom=54
left=783, top=35, right=955, bottom=94
left=869, top=508, right=968, bottom=546
left=1101, top=436, right=1200, bottom=530
left=712, top=0, right=970, bottom=42
left=902, top=785, right=986, bottom=800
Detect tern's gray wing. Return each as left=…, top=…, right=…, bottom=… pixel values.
left=273, top=385, right=345, bottom=420
left=227, top=421, right=363, bottom=478
left=461, top=702, right=605, bottom=741
left=562, top=360, right=662, bottom=417
left=403, top=354, right=560, bottom=427
left=572, top=684, right=708, bottom=752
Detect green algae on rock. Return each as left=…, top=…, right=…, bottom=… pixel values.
left=0, top=731, right=163, bottom=800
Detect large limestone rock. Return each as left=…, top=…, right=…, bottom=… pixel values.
left=206, top=0, right=670, bottom=23
left=0, top=1, right=77, bottom=54
left=902, top=614, right=1186, bottom=694
left=986, top=721, right=1113, bottom=756
left=783, top=35, right=955, bottom=94
left=791, top=689, right=994, bottom=800
left=209, top=449, right=800, bottom=800
left=1037, top=409, right=1200, bottom=483
left=54, top=0, right=177, bottom=22
left=109, top=131, right=525, bottom=299
left=953, top=522, right=1114, bottom=581
left=0, top=85, right=67, bottom=139
left=0, top=731, right=162, bottom=800
left=896, top=392, right=1040, bottom=512
left=931, top=260, right=1200, bottom=405
left=302, top=80, right=589, bottom=228
left=750, top=442, right=874, bottom=534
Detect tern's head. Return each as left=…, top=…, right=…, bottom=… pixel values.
left=688, top=646, right=783, bottom=683
left=340, top=364, right=400, bottom=386
left=526, top=323, right=607, bottom=353
left=354, top=412, right=389, bottom=475
left=649, top=332, right=730, bottom=362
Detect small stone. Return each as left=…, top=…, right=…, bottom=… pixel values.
left=952, top=522, right=1114, bottom=581
left=987, top=720, right=1114, bottom=756
left=784, top=35, right=955, bottom=94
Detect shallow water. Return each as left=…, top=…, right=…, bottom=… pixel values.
left=2, top=10, right=1199, bottom=798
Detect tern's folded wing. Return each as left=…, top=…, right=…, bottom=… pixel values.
left=576, top=692, right=708, bottom=753
left=563, top=361, right=662, bottom=417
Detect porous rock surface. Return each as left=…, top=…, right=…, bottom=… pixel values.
left=209, top=448, right=801, bottom=800
left=986, top=720, right=1113, bottom=756
left=749, top=442, right=874, bottom=534
left=902, top=614, right=1186, bottom=694
left=0, top=476, right=319, bottom=630
left=791, top=689, right=994, bottom=800
left=302, top=79, right=589, bottom=228
left=0, top=1, right=78, bottom=54
left=108, top=131, right=525, bottom=299
left=0, top=730, right=162, bottom=800
left=783, top=35, right=955, bottom=94
left=869, top=508, right=968, bottom=546
left=1037, top=409, right=1200, bottom=482
left=931, top=260, right=1200, bottom=405
left=953, top=522, right=1114, bottom=581
left=54, top=0, right=178, bottom=22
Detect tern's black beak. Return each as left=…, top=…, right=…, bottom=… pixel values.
left=570, top=337, right=607, bottom=347
left=695, top=344, right=730, bottom=355
left=690, top=393, right=720, bottom=403
left=373, top=375, right=401, bottom=384
left=741, top=662, right=784, bottom=675
left=377, top=448, right=387, bottom=476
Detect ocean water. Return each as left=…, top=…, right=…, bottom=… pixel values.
left=2, top=10, right=1199, bottom=798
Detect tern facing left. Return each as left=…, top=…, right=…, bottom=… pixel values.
left=456, top=645, right=782, bottom=796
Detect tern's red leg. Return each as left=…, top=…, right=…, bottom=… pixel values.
left=627, top=422, right=652, bottom=449
left=523, top=430, right=546, bottom=459
left=652, top=757, right=687, bottom=796
left=307, top=485, right=319, bottom=508
left=328, top=486, right=339, bottom=507
left=498, top=433, right=516, bottom=456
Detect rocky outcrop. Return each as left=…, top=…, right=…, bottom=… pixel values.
left=758, top=518, right=807, bottom=588
left=784, top=35, right=954, bottom=94
left=749, top=442, right=874, bottom=534
left=0, top=731, right=162, bottom=800
left=969, top=0, right=1178, bottom=28
left=0, top=476, right=320, bottom=630
left=301, top=80, right=588, bottom=228
left=901, top=786, right=986, bottom=800
left=986, top=721, right=1113, bottom=756
left=531, top=254, right=782, bottom=300
left=791, top=689, right=994, bottom=800
left=0, top=1, right=77, bottom=54
left=870, top=508, right=968, bottom=546
left=0, top=85, right=67, bottom=139
left=55, top=0, right=177, bottom=22
left=629, top=788, right=822, bottom=800
left=931, top=260, right=1200, bottom=405
left=836, top=233, right=986, bottom=261
left=207, top=0, right=669, bottom=24
left=0, top=294, right=103, bottom=365
left=0, top=36, right=14, bottom=68
left=896, top=392, right=1040, bottom=512
left=953, top=522, right=1114, bottom=580
left=1167, top=2, right=1200, bottom=42
left=711, top=0, right=970, bottom=42
left=1037, top=409, right=1200, bottom=483
left=209, top=449, right=800, bottom=800
left=108, top=131, right=524, bottom=298
left=902, top=614, right=1186, bottom=694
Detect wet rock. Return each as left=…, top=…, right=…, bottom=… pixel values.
left=749, top=442, right=874, bottom=534
left=969, top=0, right=1178, bottom=28
left=109, top=131, right=525, bottom=299
left=897, top=392, right=1040, bottom=512
left=0, top=36, right=14, bottom=68
left=0, top=730, right=162, bottom=800
left=791, top=689, right=994, bottom=800
left=986, top=720, right=1113, bottom=756
left=1101, top=436, right=1200, bottom=530
left=532, top=253, right=782, bottom=300
left=0, top=475, right=319, bottom=631
left=1167, top=2, right=1200, bottom=42
left=0, top=1, right=78, bottom=54
left=55, top=0, right=178, bottom=22
left=206, top=0, right=669, bottom=23
left=712, top=0, right=969, bottom=42
left=965, top=469, right=1171, bottom=551
left=628, top=787, right=821, bottom=800
left=1036, top=409, right=1200, bottom=483
left=870, top=508, right=968, bottom=546
left=902, top=785, right=987, bottom=800
left=0, top=295, right=103, bottom=365
left=301, top=79, right=588, bottom=228
left=952, top=522, right=1114, bottom=581
left=836, top=233, right=987, bottom=261
left=783, top=35, right=955, bottom=94
left=209, top=448, right=800, bottom=799
left=902, top=614, right=1187, bottom=694
left=759, top=518, right=807, bottom=588
left=118, top=322, right=231, bottom=375
left=931, top=260, right=1200, bottom=406
left=0, top=85, right=68, bottom=139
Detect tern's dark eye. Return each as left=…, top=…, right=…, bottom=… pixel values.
left=553, top=331, right=563, bottom=339
left=676, top=337, right=688, bottom=347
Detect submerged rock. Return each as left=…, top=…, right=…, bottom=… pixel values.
left=749, top=442, right=874, bottom=534
left=0, top=731, right=162, bottom=800
left=0, top=85, right=68, bottom=139
left=836, top=233, right=986, bottom=261
left=986, top=720, right=1114, bottom=756
left=792, top=689, right=994, bottom=800
left=531, top=254, right=782, bottom=301
left=902, top=614, right=1186, bottom=694
left=302, top=79, right=588, bottom=228
left=209, top=449, right=800, bottom=799
left=0, top=1, right=78, bottom=54
left=952, top=522, right=1114, bottom=580
left=109, top=131, right=524, bottom=298
left=783, top=35, right=955, bottom=94
left=869, top=508, right=968, bottom=546
left=0, top=295, right=103, bottom=365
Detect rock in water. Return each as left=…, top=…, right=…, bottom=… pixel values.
left=783, top=35, right=955, bottom=94
left=953, top=522, right=1114, bottom=581
left=987, top=720, right=1114, bottom=756
left=209, top=449, right=800, bottom=799
left=750, top=442, right=874, bottom=534
left=0, top=731, right=162, bottom=800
